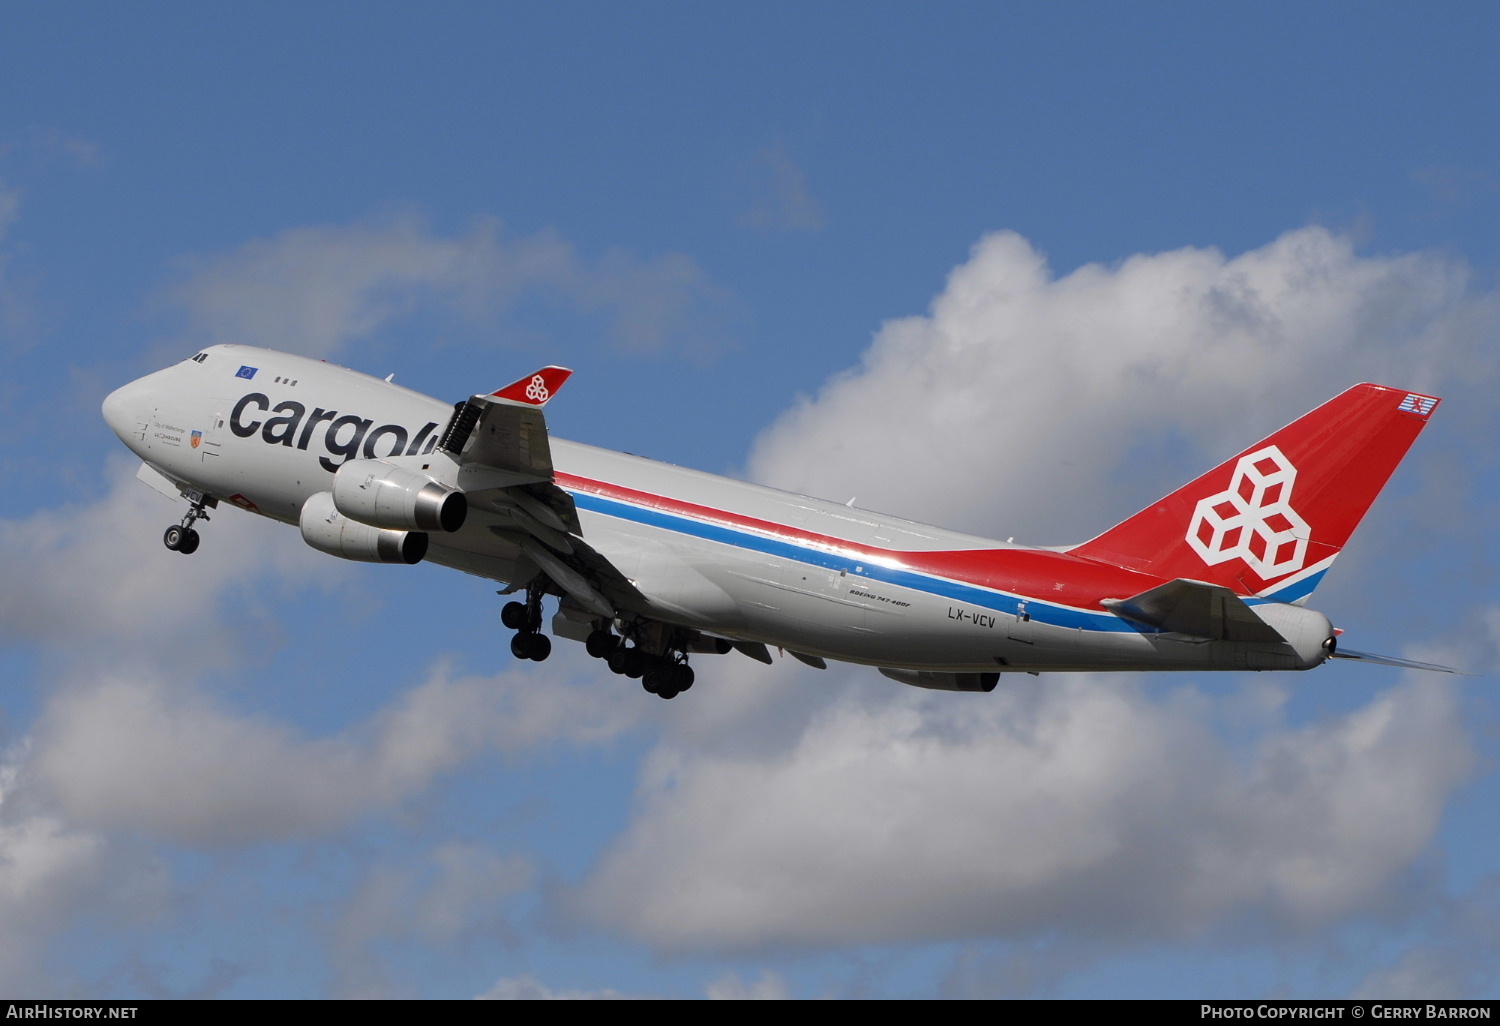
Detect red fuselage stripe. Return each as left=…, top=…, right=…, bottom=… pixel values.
left=554, top=471, right=1168, bottom=610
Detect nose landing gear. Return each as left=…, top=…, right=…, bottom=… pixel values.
left=163, top=495, right=212, bottom=555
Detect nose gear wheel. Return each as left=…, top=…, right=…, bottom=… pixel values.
left=163, top=495, right=212, bottom=555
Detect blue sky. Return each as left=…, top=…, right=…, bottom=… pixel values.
left=0, top=2, right=1497, bottom=999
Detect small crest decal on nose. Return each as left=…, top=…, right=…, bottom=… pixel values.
left=190, top=430, right=202, bottom=448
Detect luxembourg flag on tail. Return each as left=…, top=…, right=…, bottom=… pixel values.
left=1398, top=392, right=1439, bottom=417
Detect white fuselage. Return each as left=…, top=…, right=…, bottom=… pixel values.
left=102, top=345, right=1333, bottom=677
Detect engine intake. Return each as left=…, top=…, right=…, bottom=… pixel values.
left=300, top=491, right=427, bottom=564
left=332, top=459, right=466, bottom=533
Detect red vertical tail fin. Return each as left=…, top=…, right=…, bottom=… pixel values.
left=1070, top=384, right=1440, bottom=601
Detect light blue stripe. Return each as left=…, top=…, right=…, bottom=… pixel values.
left=1260, top=568, right=1328, bottom=604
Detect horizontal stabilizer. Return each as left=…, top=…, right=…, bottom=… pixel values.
left=1103, top=579, right=1285, bottom=642
left=1331, top=648, right=1464, bottom=674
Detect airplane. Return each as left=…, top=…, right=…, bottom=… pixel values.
left=101, top=344, right=1454, bottom=699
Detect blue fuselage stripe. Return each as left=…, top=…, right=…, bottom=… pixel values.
left=1259, top=570, right=1327, bottom=604
left=568, top=490, right=1143, bottom=633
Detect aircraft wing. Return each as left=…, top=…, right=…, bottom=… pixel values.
left=437, top=367, right=637, bottom=618
left=1102, top=578, right=1286, bottom=642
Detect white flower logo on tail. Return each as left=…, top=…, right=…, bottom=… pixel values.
left=1186, top=445, right=1309, bottom=579
left=525, top=375, right=550, bottom=403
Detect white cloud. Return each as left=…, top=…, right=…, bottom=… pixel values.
left=738, top=143, right=824, bottom=233
left=576, top=676, right=1472, bottom=953
left=705, top=970, right=793, bottom=999
left=478, top=975, right=643, bottom=1000
left=30, top=128, right=104, bottom=170
left=1351, top=879, right=1500, bottom=999
left=0, top=456, right=329, bottom=667
left=30, top=658, right=644, bottom=847
left=475, top=970, right=790, bottom=999
left=332, top=843, right=534, bottom=998
left=12, top=219, right=1492, bottom=993
left=166, top=212, right=733, bottom=359
left=748, top=227, right=1496, bottom=541
left=0, top=754, right=109, bottom=992
left=940, top=941, right=1105, bottom=999
left=0, top=177, right=41, bottom=352
left=569, top=226, right=1493, bottom=961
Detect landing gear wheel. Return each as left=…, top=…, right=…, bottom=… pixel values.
left=656, top=686, right=679, bottom=700
left=511, top=631, right=551, bottom=661
left=672, top=664, right=694, bottom=691
left=586, top=630, right=618, bottom=659
left=643, top=666, right=671, bottom=694
left=623, top=651, right=647, bottom=679
left=501, top=602, right=529, bottom=630
left=166, top=495, right=213, bottom=555
left=607, top=648, right=631, bottom=675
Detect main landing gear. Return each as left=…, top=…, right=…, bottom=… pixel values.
left=588, top=625, right=694, bottom=700
left=502, top=582, right=551, bottom=662
left=162, top=496, right=211, bottom=555
left=499, top=585, right=697, bottom=699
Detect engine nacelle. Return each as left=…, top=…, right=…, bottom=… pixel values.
left=300, top=491, right=428, bottom=564
left=331, top=459, right=466, bottom=533
left=879, top=668, right=999, bottom=693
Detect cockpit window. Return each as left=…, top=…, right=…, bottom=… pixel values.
left=188, top=352, right=208, bottom=364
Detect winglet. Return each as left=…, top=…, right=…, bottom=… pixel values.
left=492, top=367, right=573, bottom=406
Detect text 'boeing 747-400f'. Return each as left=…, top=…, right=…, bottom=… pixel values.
left=102, top=345, right=1456, bottom=699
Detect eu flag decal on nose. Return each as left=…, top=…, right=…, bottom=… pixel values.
left=236, top=365, right=258, bottom=379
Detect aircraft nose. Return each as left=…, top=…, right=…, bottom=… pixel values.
left=102, top=380, right=145, bottom=443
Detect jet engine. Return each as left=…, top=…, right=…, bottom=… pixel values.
left=331, top=459, right=467, bottom=533
left=878, top=668, right=1000, bottom=692
left=300, top=491, right=427, bottom=564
